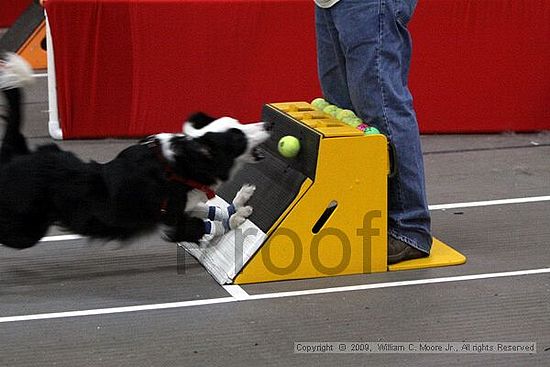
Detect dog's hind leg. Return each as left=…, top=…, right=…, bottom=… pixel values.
left=1, top=53, right=33, bottom=165
left=163, top=216, right=207, bottom=244
left=1, top=87, right=30, bottom=165
left=0, top=218, right=49, bottom=249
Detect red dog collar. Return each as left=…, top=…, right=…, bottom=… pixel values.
left=145, top=138, right=216, bottom=199
left=167, top=174, right=216, bottom=199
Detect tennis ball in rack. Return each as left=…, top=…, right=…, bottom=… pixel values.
left=322, top=105, right=339, bottom=117
left=278, top=136, right=301, bottom=158
left=311, top=98, right=329, bottom=110
left=341, top=116, right=362, bottom=127
left=363, top=126, right=380, bottom=135
left=336, top=109, right=356, bottom=120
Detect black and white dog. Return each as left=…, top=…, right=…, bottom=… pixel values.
left=0, top=53, right=269, bottom=249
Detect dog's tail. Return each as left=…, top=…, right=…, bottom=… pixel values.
left=1, top=53, right=34, bottom=164
left=0, top=53, right=34, bottom=91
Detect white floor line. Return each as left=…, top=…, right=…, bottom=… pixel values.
left=33, top=73, right=48, bottom=78
left=223, top=285, right=251, bottom=300
left=1, top=268, right=548, bottom=324
left=37, top=195, right=550, bottom=244
left=429, top=195, right=550, bottom=211
left=245, top=267, right=550, bottom=301
left=39, top=234, right=83, bottom=242
left=0, top=297, right=236, bottom=324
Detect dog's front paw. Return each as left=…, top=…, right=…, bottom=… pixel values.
left=199, top=233, right=215, bottom=246
left=232, top=184, right=256, bottom=208
left=228, top=206, right=253, bottom=230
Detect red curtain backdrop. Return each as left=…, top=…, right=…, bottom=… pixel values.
left=45, top=0, right=321, bottom=138
left=409, top=0, right=550, bottom=133
left=45, top=0, right=550, bottom=139
left=0, top=0, right=33, bottom=27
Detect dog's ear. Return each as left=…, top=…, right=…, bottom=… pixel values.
left=138, top=135, right=156, bottom=144
left=198, top=129, right=248, bottom=158
left=183, top=112, right=217, bottom=134
left=170, top=136, right=214, bottom=164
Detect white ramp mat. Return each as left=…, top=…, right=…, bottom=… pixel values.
left=179, top=196, right=266, bottom=285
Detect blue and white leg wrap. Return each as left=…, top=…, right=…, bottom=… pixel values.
left=204, top=220, right=227, bottom=237
left=204, top=206, right=234, bottom=236
left=207, top=204, right=236, bottom=223
left=201, top=204, right=239, bottom=239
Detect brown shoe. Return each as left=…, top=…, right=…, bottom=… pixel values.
left=388, top=237, right=428, bottom=264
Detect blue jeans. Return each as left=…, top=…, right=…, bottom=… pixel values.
left=315, top=0, right=432, bottom=253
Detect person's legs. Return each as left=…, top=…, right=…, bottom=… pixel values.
left=316, top=0, right=432, bottom=254
left=315, top=5, right=353, bottom=110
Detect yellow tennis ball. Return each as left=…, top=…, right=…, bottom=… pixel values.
left=311, top=98, right=329, bottom=110
left=342, top=116, right=362, bottom=127
left=336, top=109, right=356, bottom=120
left=278, top=136, right=301, bottom=158
left=322, top=105, right=338, bottom=116
left=364, top=126, right=380, bottom=135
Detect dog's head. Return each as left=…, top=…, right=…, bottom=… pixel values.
left=164, top=113, right=269, bottom=184
left=184, top=113, right=269, bottom=164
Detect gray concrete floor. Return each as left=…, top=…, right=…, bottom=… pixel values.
left=0, top=74, right=549, bottom=366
